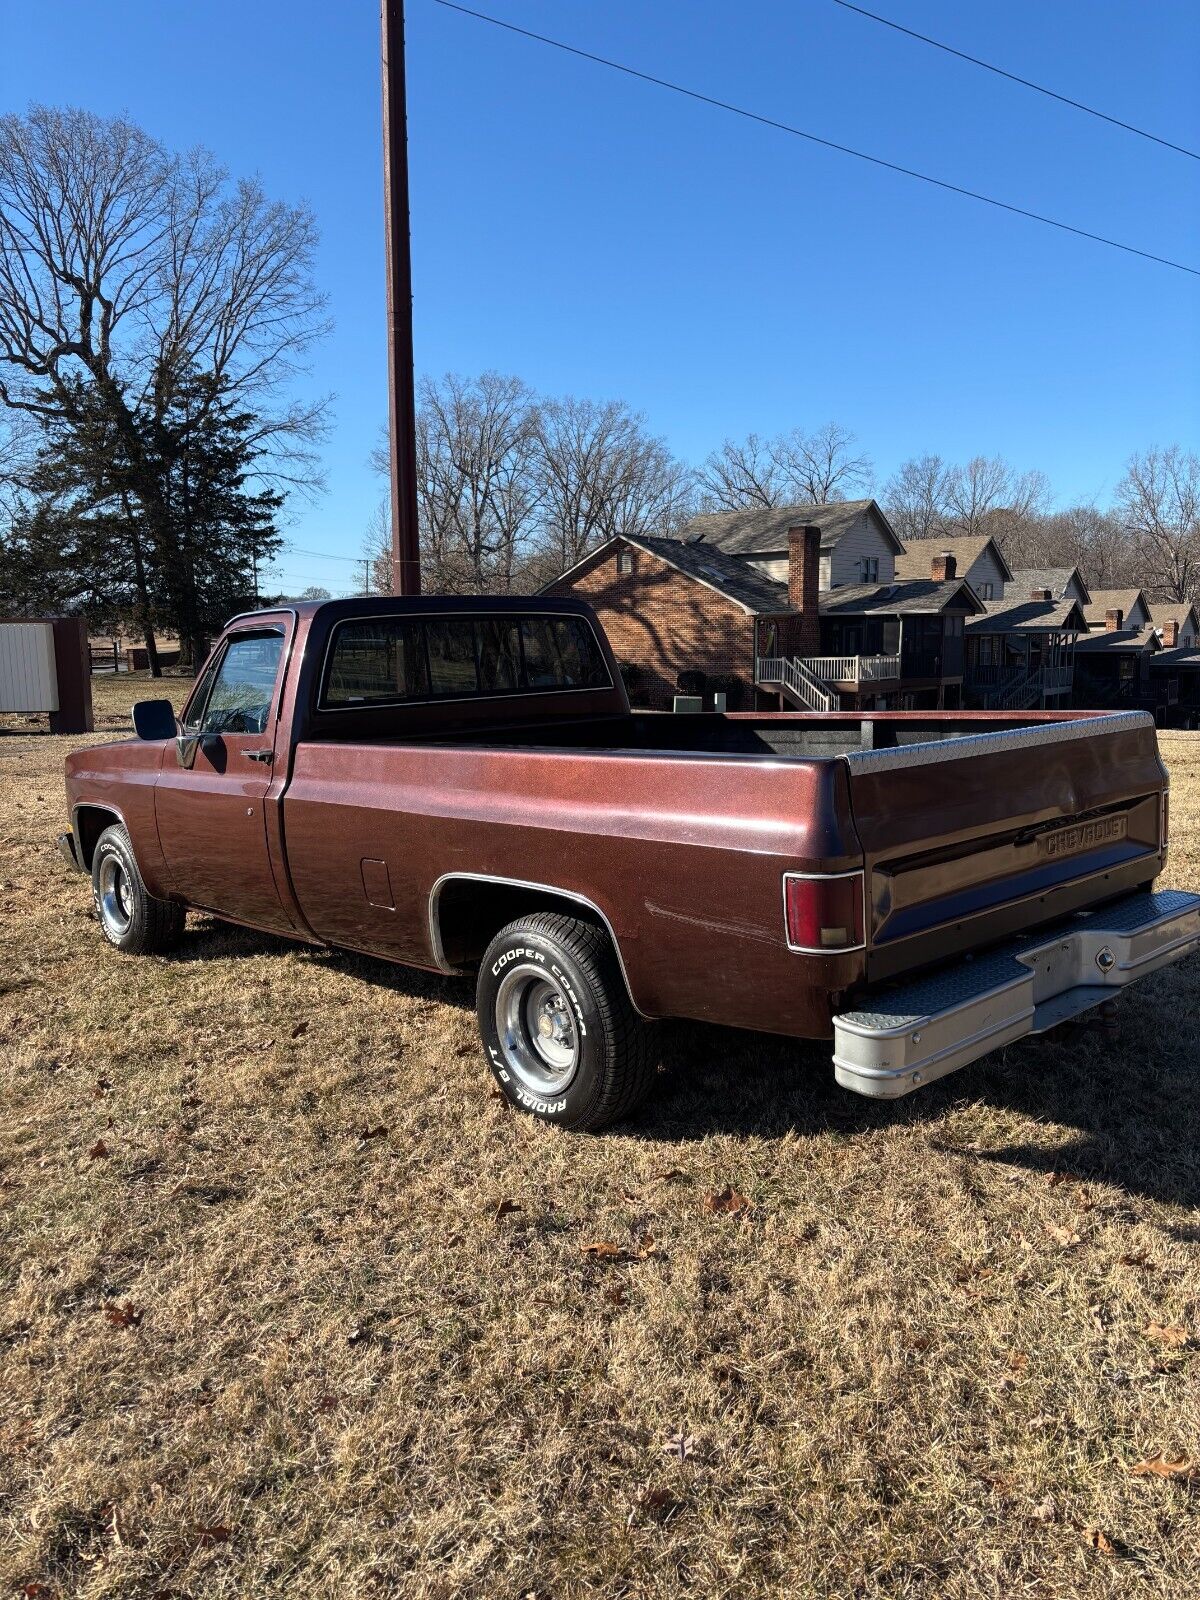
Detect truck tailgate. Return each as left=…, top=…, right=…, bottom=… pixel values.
left=843, top=712, right=1168, bottom=981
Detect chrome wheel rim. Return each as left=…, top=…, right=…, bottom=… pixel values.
left=494, top=964, right=579, bottom=1095
left=97, top=852, right=133, bottom=937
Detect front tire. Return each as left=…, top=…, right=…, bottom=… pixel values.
left=91, top=824, right=185, bottom=954
left=477, top=913, right=656, bottom=1131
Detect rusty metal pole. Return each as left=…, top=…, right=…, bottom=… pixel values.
left=382, top=0, right=421, bottom=594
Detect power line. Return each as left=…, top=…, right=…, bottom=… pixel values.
left=832, top=0, right=1200, bottom=164
left=434, top=0, right=1200, bottom=279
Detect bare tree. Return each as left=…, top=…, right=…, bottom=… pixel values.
left=1119, top=445, right=1200, bottom=602
left=882, top=453, right=952, bottom=541
left=0, top=105, right=329, bottom=662
left=773, top=421, right=872, bottom=504
left=696, top=432, right=785, bottom=510
left=410, top=372, right=541, bottom=593
left=534, top=395, right=692, bottom=577
left=944, top=456, right=1049, bottom=538
left=697, top=422, right=870, bottom=511
left=361, top=494, right=393, bottom=595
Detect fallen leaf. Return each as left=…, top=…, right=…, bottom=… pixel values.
left=1044, top=1222, right=1082, bottom=1249
left=23, top=1584, right=53, bottom=1597
left=631, top=1482, right=677, bottom=1521
left=654, top=1168, right=686, bottom=1184
left=180, top=1093, right=203, bottom=1109
left=87, top=1139, right=109, bottom=1160
left=91, top=1078, right=113, bottom=1099
left=1030, top=1496, right=1056, bottom=1523
left=290, top=1021, right=309, bottom=1039
left=1045, top=1171, right=1076, bottom=1188
left=192, top=1525, right=231, bottom=1548
left=345, top=1325, right=368, bottom=1346
left=703, top=1186, right=750, bottom=1215
left=1144, top=1321, right=1190, bottom=1348
left=493, top=1198, right=522, bottom=1221
left=1117, top=1250, right=1155, bottom=1270
left=603, top=1284, right=627, bottom=1306
left=357, top=1125, right=387, bottom=1143
left=632, top=1231, right=658, bottom=1259
left=662, top=1427, right=697, bottom=1463
left=1007, top=1350, right=1029, bottom=1373
left=580, top=1241, right=623, bottom=1260
left=1129, top=1454, right=1198, bottom=1480
left=103, top=1301, right=143, bottom=1329
left=1082, top=1527, right=1116, bottom=1556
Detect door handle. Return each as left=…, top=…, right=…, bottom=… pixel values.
left=245, top=748, right=274, bottom=764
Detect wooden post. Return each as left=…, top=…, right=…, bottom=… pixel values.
left=381, top=0, right=421, bottom=595
left=48, top=616, right=94, bottom=734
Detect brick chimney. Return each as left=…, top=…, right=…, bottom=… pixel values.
left=787, top=524, right=822, bottom=656
left=1105, top=607, right=1124, bottom=632
left=931, top=551, right=956, bottom=582
left=1030, top=587, right=1052, bottom=602
left=1163, top=618, right=1179, bottom=647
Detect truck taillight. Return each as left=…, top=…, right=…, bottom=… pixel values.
left=783, top=872, right=865, bottom=954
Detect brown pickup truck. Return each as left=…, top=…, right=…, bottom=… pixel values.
left=60, top=595, right=1200, bottom=1129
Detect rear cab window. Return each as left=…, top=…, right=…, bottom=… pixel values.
left=320, top=613, right=610, bottom=709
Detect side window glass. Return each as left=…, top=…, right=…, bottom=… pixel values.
left=325, top=619, right=428, bottom=704
left=551, top=618, right=609, bottom=688
left=200, top=632, right=285, bottom=735
left=426, top=619, right=479, bottom=696
left=519, top=619, right=559, bottom=687
left=477, top=619, right=521, bottom=692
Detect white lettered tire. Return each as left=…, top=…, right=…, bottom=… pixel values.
left=476, top=912, right=656, bottom=1131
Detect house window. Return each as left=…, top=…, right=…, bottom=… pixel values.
left=979, top=581, right=993, bottom=600
left=617, top=548, right=633, bottom=575
left=861, top=556, right=879, bottom=584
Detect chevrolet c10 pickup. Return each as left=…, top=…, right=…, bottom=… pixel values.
left=59, top=595, right=1200, bottom=1130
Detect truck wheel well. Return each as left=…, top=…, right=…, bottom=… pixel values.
left=432, top=877, right=639, bottom=1009
left=74, top=805, right=124, bottom=869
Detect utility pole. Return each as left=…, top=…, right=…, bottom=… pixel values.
left=381, top=0, right=421, bottom=595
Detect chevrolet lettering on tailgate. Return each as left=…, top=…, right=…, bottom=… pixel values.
left=1039, top=814, right=1128, bottom=859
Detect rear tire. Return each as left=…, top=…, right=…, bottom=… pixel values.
left=91, top=823, right=185, bottom=954
left=477, top=912, right=656, bottom=1131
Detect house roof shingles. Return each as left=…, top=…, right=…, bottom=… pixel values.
left=1008, top=566, right=1090, bottom=603
left=966, top=596, right=1087, bottom=634
left=894, top=534, right=1014, bottom=583
left=621, top=533, right=789, bottom=613
left=676, top=499, right=904, bottom=556
left=818, top=579, right=981, bottom=618
left=1074, top=626, right=1158, bottom=654
left=1083, top=589, right=1148, bottom=627
left=614, top=535, right=982, bottom=618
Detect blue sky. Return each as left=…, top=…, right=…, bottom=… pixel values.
left=5, top=1, right=1199, bottom=593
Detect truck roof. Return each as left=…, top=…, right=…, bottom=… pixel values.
left=229, top=593, right=600, bottom=627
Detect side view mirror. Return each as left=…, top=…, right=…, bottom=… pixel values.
left=132, top=698, right=178, bottom=741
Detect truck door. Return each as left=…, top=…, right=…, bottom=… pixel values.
left=154, top=620, right=295, bottom=933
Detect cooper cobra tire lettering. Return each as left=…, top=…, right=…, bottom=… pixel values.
left=476, top=913, right=656, bottom=1132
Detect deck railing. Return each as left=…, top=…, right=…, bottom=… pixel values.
left=801, top=653, right=902, bottom=684
left=755, top=656, right=838, bottom=713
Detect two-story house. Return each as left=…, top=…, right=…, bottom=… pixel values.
left=546, top=503, right=982, bottom=711
left=1008, top=567, right=1091, bottom=606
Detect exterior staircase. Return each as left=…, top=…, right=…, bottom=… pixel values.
left=755, top=656, right=838, bottom=713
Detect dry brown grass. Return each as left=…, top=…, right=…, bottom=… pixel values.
left=2, top=679, right=1199, bottom=1598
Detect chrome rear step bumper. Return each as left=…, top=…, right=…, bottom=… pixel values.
left=833, top=889, right=1200, bottom=1098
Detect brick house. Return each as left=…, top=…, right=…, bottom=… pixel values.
left=547, top=515, right=982, bottom=711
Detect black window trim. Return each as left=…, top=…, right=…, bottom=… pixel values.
left=316, top=609, right=614, bottom=713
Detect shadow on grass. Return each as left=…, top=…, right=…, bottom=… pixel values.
left=169, top=918, right=1200, bottom=1207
